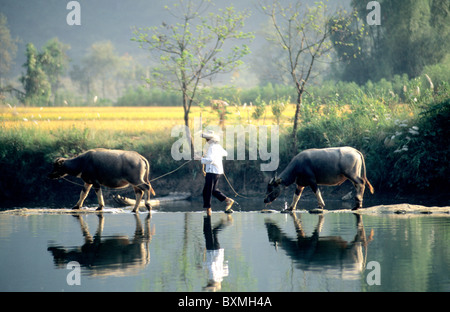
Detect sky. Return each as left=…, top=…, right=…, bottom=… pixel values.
left=1, top=0, right=350, bottom=78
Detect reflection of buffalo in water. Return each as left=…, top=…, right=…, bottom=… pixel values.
left=265, top=213, right=373, bottom=280
left=48, top=214, right=154, bottom=277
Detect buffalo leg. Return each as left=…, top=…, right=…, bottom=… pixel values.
left=144, top=190, right=152, bottom=211
left=138, top=183, right=152, bottom=211
left=143, top=191, right=151, bottom=211
left=73, top=183, right=92, bottom=209
left=353, top=182, right=365, bottom=210
left=310, top=182, right=325, bottom=209
left=93, top=184, right=105, bottom=211
left=132, top=187, right=144, bottom=213
left=288, top=185, right=304, bottom=211
left=345, top=174, right=365, bottom=210
left=315, top=189, right=325, bottom=209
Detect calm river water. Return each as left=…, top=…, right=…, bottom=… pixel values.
left=0, top=199, right=449, bottom=292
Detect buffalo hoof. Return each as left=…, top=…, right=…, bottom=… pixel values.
left=353, top=202, right=363, bottom=211
left=96, top=206, right=103, bottom=211
left=71, top=206, right=81, bottom=210
left=145, top=204, right=152, bottom=211
left=309, top=208, right=325, bottom=214
left=281, top=207, right=295, bottom=214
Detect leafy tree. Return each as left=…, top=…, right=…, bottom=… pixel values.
left=114, top=53, right=146, bottom=97
left=271, top=97, right=288, bottom=125
left=70, top=41, right=120, bottom=103
left=86, top=41, right=119, bottom=98
left=252, top=95, right=266, bottom=122
left=329, top=9, right=367, bottom=84
left=333, top=0, right=450, bottom=83
left=20, top=43, right=51, bottom=106
left=70, top=63, right=94, bottom=103
left=132, top=0, right=254, bottom=150
left=19, top=38, right=69, bottom=106
left=40, top=38, right=70, bottom=104
left=0, top=13, right=18, bottom=88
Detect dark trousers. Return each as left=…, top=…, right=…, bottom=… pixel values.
left=203, top=173, right=227, bottom=209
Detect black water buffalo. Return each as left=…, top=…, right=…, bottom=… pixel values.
left=48, top=148, right=155, bottom=213
left=264, top=147, right=374, bottom=211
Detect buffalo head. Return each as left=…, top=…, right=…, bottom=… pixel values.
left=264, top=175, right=283, bottom=204
left=48, top=158, right=68, bottom=179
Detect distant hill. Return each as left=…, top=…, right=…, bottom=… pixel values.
left=1, top=0, right=350, bottom=80
left=2, top=0, right=168, bottom=77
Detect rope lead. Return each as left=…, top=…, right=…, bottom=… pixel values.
left=61, top=159, right=252, bottom=200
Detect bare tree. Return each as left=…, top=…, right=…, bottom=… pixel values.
left=259, top=0, right=346, bottom=154
left=133, top=0, right=253, bottom=152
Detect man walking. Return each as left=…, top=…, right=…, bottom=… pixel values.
left=200, top=130, right=234, bottom=215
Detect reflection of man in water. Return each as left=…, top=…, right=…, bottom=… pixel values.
left=203, top=215, right=232, bottom=291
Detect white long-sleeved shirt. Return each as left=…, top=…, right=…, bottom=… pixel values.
left=201, top=142, right=228, bottom=174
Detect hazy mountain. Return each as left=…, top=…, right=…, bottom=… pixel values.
left=1, top=0, right=350, bottom=79
left=2, top=0, right=165, bottom=76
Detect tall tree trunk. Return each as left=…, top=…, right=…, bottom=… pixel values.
left=182, top=88, right=194, bottom=159
left=292, top=86, right=303, bottom=156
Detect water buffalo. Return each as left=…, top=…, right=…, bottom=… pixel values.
left=48, top=148, right=156, bottom=213
left=264, top=147, right=374, bottom=211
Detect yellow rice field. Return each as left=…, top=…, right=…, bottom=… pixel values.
left=0, top=105, right=297, bottom=134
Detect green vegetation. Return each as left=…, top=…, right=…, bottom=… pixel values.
left=333, top=0, right=450, bottom=84
left=1, top=0, right=449, bottom=207
left=294, top=81, right=450, bottom=195
left=1, top=77, right=448, bottom=207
